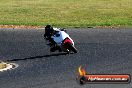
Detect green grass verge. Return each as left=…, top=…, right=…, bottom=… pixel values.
left=0, top=0, right=132, bottom=27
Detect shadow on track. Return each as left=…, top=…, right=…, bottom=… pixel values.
left=6, top=53, right=69, bottom=62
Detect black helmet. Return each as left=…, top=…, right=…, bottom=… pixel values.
left=44, top=25, right=54, bottom=38
left=45, top=25, right=54, bottom=32
left=45, top=25, right=53, bottom=31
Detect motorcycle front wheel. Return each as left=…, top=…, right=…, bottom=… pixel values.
left=65, top=43, right=78, bottom=53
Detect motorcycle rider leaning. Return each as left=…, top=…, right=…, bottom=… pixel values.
left=44, top=25, right=63, bottom=52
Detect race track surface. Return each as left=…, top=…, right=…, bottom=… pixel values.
left=0, top=28, right=132, bottom=88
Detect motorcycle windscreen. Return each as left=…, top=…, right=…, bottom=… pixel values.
left=52, top=31, right=70, bottom=45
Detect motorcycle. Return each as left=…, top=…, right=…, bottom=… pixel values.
left=50, top=29, right=77, bottom=53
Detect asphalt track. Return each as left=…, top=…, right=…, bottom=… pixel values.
left=0, top=28, right=132, bottom=88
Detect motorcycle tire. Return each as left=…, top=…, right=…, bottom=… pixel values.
left=66, top=43, right=78, bottom=53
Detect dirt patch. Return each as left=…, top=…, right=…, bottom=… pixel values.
left=0, top=62, right=7, bottom=69
left=96, top=26, right=121, bottom=29
left=0, top=25, right=42, bottom=29
left=0, top=62, right=18, bottom=72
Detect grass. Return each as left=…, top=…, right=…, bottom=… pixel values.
left=0, top=0, right=132, bottom=27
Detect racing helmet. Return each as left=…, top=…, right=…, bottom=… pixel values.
left=45, top=25, right=54, bottom=36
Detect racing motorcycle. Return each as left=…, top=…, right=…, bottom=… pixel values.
left=50, top=29, right=77, bottom=53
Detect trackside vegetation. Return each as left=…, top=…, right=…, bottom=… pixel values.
left=0, top=0, right=132, bottom=27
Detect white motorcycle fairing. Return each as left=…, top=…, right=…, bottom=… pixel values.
left=51, top=31, right=74, bottom=46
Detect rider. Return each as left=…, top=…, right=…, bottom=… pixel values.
left=44, top=25, right=63, bottom=52
left=44, top=25, right=54, bottom=40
